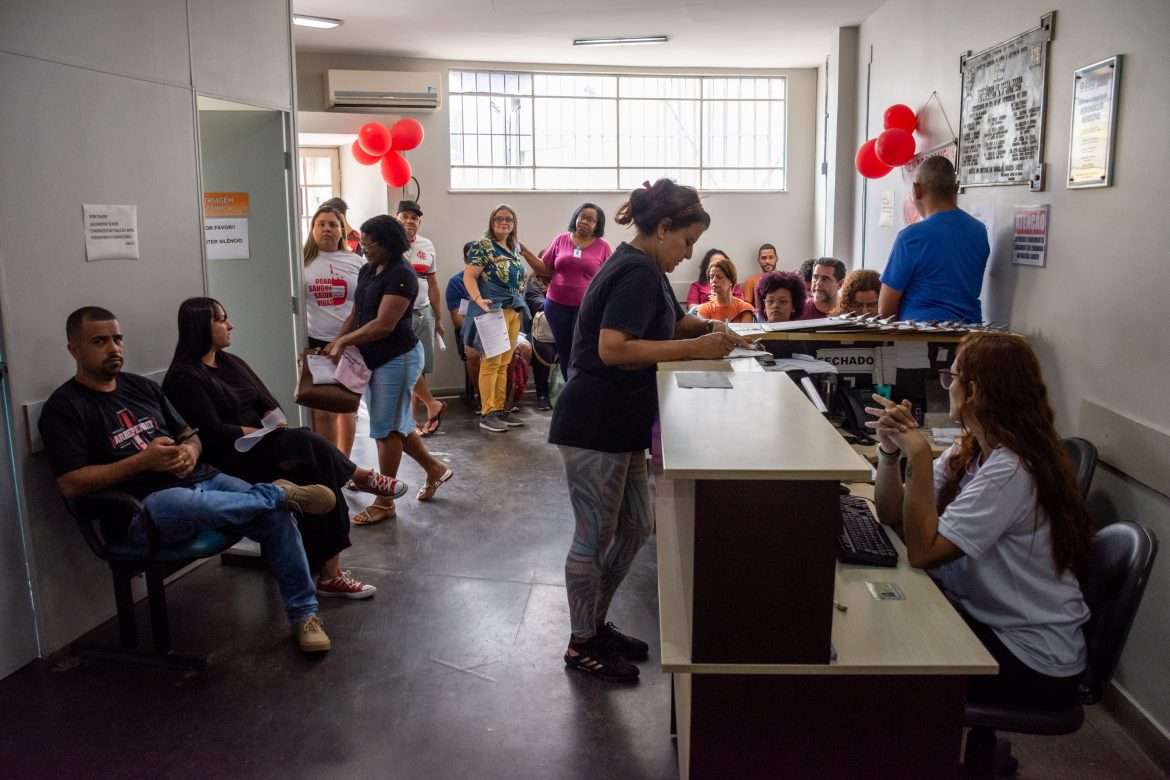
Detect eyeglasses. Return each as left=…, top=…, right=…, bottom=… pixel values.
left=939, top=369, right=961, bottom=390
left=492, top=216, right=515, bottom=224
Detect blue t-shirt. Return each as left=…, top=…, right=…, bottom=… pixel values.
left=881, top=209, right=989, bottom=323
left=445, top=272, right=468, bottom=312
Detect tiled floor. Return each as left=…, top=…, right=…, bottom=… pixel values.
left=0, top=401, right=1162, bottom=779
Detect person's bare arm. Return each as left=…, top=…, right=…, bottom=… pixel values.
left=598, top=328, right=737, bottom=368
left=426, top=273, right=444, bottom=337
left=878, top=284, right=903, bottom=319
left=518, top=244, right=550, bottom=276
left=55, top=437, right=185, bottom=499
left=464, top=265, right=489, bottom=310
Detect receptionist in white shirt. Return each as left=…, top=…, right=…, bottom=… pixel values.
left=869, top=332, right=1092, bottom=711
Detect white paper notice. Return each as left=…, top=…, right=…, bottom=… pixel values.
left=879, top=191, right=895, bottom=228
left=474, top=308, right=511, bottom=358
left=895, top=341, right=931, bottom=369
left=83, top=204, right=139, bottom=261
left=234, top=408, right=287, bottom=453
left=1013, top=205, right=1050, bottom=267
left=205, top=217, right=250, bottom=260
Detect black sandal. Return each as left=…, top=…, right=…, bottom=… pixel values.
left=563, top=636, right=639, bottom=683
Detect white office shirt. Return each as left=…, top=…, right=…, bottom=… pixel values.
left=931, top=444, right=1090, bottom=678
left=408, top=235, right=436, bottom=308
left=304, top=250, right=364, bottom=341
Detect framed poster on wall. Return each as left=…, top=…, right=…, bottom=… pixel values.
left=1067, top=55, right=1121, bottom=189
left=957, top=12, right=1055, bottom=192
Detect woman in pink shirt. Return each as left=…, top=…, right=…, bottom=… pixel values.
left=527, top=204, right=612, bottom=379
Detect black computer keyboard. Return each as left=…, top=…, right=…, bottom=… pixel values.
left=837, top=495, right=899, bottom=567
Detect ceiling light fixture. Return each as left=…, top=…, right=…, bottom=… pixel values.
left=573, top=35, right=669, bottom=47
left=293, top=14, right=344, bottom=29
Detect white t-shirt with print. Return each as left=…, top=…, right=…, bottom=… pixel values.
left=408, top=235, right=436, bottom=308
left=304, top=250, right=364, bottom=341
left=931, top=444, right=1090, bottom=677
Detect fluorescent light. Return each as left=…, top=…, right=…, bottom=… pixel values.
left=573, top=35, right=669, bottom=47
left=293, top=14, right=343, bottom=29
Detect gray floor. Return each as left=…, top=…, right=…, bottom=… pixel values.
left=0, top=401, right=1162, bottom=779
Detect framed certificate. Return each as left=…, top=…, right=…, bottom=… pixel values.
left=1067, top=55, right=1121, bottom=189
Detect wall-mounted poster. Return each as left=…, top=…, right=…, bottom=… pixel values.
left=1067, top=55, right=1121, bottom=189
left=1013, top=205, right=1050, bottom=267
left=958, top=13, right=1055, bottom=191
left=204, top=192, right=250, bottom=261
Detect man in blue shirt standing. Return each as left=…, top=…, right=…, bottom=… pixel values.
left=879, top=157, right=989, bottom=323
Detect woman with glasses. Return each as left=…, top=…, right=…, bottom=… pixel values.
left=868, top=332, right=1091, bottom=715
left=518, top=203, right=611, bottom=380
left=463, top=204, right=546, bottom=433
left=328, top=216, right=453, bottom=526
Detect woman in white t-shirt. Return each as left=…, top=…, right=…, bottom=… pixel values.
left=303, top=204, right=365, bottom=456
left=869, top=332, right=1092, bottom=711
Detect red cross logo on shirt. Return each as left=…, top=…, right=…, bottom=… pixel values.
left=110, top=408, right=156, bottom=452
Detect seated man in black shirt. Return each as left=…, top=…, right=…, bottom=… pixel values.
left=39, top=307, right=336, bottom=654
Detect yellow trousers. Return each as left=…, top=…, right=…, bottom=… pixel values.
left=478, top=308, right=522, bottom=415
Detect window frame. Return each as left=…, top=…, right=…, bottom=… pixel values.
left=447, top=70, right=788, bottom=194
left=297, top=147, right=342, bottom=244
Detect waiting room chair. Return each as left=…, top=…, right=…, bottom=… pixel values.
left=66, top=490, right=241, bottom=671
left=963, top=520, right=1159, bottom=776
left=1062, top=437, right=1099, bottom=501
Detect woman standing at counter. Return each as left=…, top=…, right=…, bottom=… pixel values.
left=548, top=179, right=746, bottom=682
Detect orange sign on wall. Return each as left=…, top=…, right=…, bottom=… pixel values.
left=203, top=192, right=249, bottom=218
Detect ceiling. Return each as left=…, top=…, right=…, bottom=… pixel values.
left=292, top=0, right=884, bottom=69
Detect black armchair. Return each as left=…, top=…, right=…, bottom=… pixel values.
left=65, top=489, right=241, bottom=670
left=963, top=520, right=1158, bottom=776
left=1062, top=437, right=1099, bottom=501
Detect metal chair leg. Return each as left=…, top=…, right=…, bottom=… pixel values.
left=145, top=564, right=171, bottom=655
left=112, top=565, right=137, bottom=648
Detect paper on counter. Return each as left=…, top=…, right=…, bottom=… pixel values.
left=675, top=372, right=733, bottom=389
left=234, top=408, right=287, bottom=453
left=728, top=322, right=765, bottom=337
left=726, top=346, right=770, bottom=359
left=474, top=308, right=511, bottom=358
left=772, top=354, right=838, bottom=375
left=930, top=427, right=962, bottom=445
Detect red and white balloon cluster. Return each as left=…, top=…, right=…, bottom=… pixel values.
left=855, top=104, right=918, bottom=178
left=351, top=119, right=425, bottom=188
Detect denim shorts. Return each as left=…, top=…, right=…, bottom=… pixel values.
left=365, top=341, right=424, bottom=439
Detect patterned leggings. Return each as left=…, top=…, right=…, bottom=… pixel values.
left=559, top=445, right=654, bottom=640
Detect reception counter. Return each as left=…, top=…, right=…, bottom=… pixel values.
left=655, top=360, right=996, bottom=778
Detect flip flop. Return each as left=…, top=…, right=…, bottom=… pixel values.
left=421, top=400, right=448, bottom=437
left=416, top=468, right=454, bottom=502
left=351, top=503, right=396, bottom=525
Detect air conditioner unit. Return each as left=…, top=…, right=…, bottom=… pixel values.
left=324, top=70, right=442, bottom=113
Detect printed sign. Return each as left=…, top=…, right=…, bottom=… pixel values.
left=203, top=192, right=250, bottom=260
left=816, top=348, right=876, bottom=374
left=1012, top=205, right=1050, bottom=267
left=83, top=204, right=139, bottom=261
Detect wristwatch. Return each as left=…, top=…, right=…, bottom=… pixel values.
left=704, top=320, right=717, bottom=333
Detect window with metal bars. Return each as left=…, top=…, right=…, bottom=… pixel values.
left=448, top=71, right=786, bottom=192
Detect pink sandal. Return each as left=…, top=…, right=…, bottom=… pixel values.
left=346, top=471, right=409, bottom=499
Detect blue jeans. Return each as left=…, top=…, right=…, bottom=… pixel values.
left=542, top=298, right=577, bottom=380
left=133, top=473, right=317, bottom=623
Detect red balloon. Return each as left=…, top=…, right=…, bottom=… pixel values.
left=351, top=140, right=381, bottom=166
left=358, top=123, right=392, bottom=157
left=380, top=151, right=412, bottom=188
left=875, top=128, right=916, bottom=167
left=855, top=139, right=892, bottom=179
left=883, top=104, right=917, bottom=133
left=390, top=118, right=424, bottom=151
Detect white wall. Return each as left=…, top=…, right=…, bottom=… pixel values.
left=296, top=53, right=820, bottom=392
left=0, top=0, right=294, bottom=656
left=853, top=0, right=1170, bottom=744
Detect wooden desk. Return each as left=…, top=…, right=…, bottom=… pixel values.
left=655, top=364, right=996, bottom=779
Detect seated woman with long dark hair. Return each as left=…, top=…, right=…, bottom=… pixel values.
left=869, top=332, right=1092, bottom=711
left=163, top=297, right=407, bottom=599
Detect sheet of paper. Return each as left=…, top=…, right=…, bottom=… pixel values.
left=930, top=427, right=962, bottom=445
left=760, top=317, right=850, bottom=332
left=728, top=322, right=765, bottom=337
left=474, top=308, right=511, bottom=358
left=726, top=346, right=770, bottom=359
left=234, top=408, right=287, bottom=453
left=675, top=372, right=733, bottom=389
left=873, top=346, right=898, bottom=384
left=895, top=341, right=931, bottom=369
left=83, top=204, right=139, bottom=261
left=307, top=354, right=339, bottom=385
left=770, top=355, right=839, bottom=375
left=457, top=298, right=470, bottom=316
left=333, top=346, right=370, bottom=394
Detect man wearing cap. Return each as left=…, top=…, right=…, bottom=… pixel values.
left=396, top=200, right=447, bottom=436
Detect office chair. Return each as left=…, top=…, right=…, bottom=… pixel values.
left=1062, top=437, right=1099, bottom=501
left=66, top=490, right=242, bottom=671
left=963, top=520, right=1159, bottom=776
